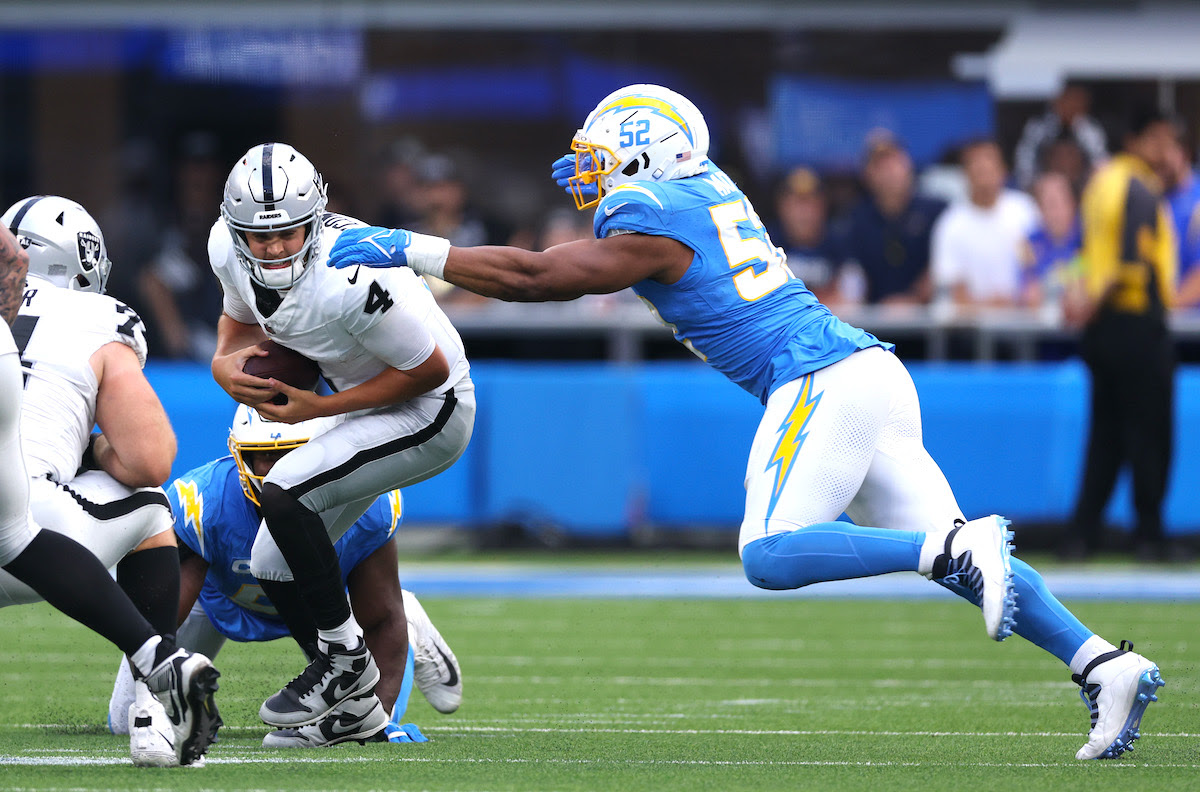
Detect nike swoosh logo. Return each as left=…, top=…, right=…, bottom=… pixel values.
left=604, top=202, right=629, bottom=217
left=347, top=266, right=360, bottom=285
left=326, top=712, right=369, bottom=737
left=436, top=646, right=459, bottom=687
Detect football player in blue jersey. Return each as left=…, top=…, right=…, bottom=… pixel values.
left=326, top=84, right=1164, bottom=760
left=108, top=404, right=462, bottom=750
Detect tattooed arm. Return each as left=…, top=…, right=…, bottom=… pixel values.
left=0, top=225, right=29, bottom=327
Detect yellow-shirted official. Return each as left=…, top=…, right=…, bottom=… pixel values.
left=1066, top=109, right=1178, bottom=561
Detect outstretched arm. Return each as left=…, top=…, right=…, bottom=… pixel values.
left=0, top=225, right=29, bottom=327
left=441, top=233, right=691, bottom=301
left=329, top=226, right=693, bottom=302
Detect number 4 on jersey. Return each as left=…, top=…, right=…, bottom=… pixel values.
left=364, top=281, right=394, bottom=315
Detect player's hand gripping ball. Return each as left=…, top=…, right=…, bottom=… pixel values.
left=242, top=340, right=321, bottom=405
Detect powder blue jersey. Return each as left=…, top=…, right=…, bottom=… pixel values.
left=169, top=457, right=402, bottom=642
left=594, top=167, right=888, bottom=403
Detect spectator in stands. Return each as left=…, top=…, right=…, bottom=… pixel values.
left=1021, top=172, right=1083, bottom=315
left=99, top=138, right=164, bottom=355
left=1040, top=132, right=1093, bottom=198
left=377, top=137, right=426, bottom=230
left=1065, top=107, right=1177, bottom=561
left=837, top=131, right=945, bottom=306
left=930, top=139, right=1039, bottom=310
left=410, top=154, right=513, bottom=307
left=1161, top=132, right=1200, bottom=310
left=139, top=132, right=226, bottom=360
left=771, top=167, right=843, bottom=306
left=1014, top=82, right=1108, bottom=191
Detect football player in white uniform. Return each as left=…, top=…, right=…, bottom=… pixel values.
left=208, top=144, right=474, bottom=742
left=0, top=198, right=221, bottom=766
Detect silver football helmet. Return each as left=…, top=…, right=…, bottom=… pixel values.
left=1, top=195, right=111, bottom=293
left=228, top=403, right=338, bottom=506
left=568, top=84, right=710, bottom=209
left=221, top=143, right=328, bottom=290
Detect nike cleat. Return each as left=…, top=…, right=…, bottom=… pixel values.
left=404, top=590, right=462, bottom=714
left=129, top=695, right=177, bottom=768
left=262, top=691, right=389, bottom=748
left=930, top=515, right=1017, bottom=641
left=260, top=638, right=380, bottom=728
left=143, top=649, right=221, bottom=766
left=1074, top=640, right=1165, bottom=760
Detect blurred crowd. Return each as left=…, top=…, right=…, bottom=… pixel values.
left=96, top=85, right=1200, bottom=362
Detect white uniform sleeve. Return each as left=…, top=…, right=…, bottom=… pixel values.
left=341, top=272, right=437, bottom=371
left=108, top=298, right=149, bottom=368
left=207, top=220, right=256, bottom=324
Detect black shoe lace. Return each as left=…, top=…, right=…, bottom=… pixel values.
left=939, top=550, right=984, bottom=599
left=1071, top=675, right=1102, bottom=729
left=285, top=653, right=332, bottom=697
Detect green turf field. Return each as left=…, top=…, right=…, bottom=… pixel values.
left=0, top=594, right=1195, bottom=791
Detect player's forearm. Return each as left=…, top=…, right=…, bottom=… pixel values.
left=213, top=313, right=267, bottom=359
left=319, top=352, right=449, bottom=415
left=0, top=226, right=29, bottom=327
left=444, top=246, right=585, bottom=302
left=363, top=613, right=408, bottom=712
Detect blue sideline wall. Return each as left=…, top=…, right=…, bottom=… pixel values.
left=148, top=360, right=1200, bottom=537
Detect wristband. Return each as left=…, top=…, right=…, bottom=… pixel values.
left=404, top=232, right=451, bottom=280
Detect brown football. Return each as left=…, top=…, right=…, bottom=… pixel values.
left=242, top=340, right=321, bottom=405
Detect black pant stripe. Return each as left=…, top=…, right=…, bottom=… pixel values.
left=288, top=388, right=458, bottom=499
left=61, top=483, right=169, bottom=521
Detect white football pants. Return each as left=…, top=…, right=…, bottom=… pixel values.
left=0, top=470, right=174, bottom=606
left=250, top=381, right=475, bottom=581
left=738, top=347, right=964, bottom=555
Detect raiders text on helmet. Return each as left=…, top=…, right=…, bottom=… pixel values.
left=221, top=143, right=328, bottom=290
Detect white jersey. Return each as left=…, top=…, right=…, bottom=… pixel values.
left=15, top=274, right=148, bottom=482
left=209, top=213, right=469, bottom=397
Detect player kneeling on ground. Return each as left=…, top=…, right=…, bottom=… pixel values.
left=325, top=84, right=1165, bottom=761
left=109, top=405, right=463, bottom=752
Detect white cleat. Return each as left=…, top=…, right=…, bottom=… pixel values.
left=129, top=683, right=177, bottom=768
left=1074, top=641, right=1165, bottom=760
left=143, top=649, right=222, bottom=766
left=929, top=515, right=1017, bottom=641
left=403, top=590, right=462, bottom=713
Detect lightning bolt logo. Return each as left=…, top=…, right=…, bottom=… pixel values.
left=597, top=96, right=695, bottom=145
left=386, top=490, right=404, bottom=538
left=174, top=479, right=205, bottom=555
left=765, top=375, right=822, bottom=519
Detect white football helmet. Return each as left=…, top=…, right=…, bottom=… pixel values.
left=2, top=195, right=111, bottom=293
left=228, top=403, right=338, bottom=506
left=568, top=84, right=710, bottom=210
left=221, top=143, right=328, bottom=290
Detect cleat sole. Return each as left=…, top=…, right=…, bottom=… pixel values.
left=180, top=666, right=222, bottom=766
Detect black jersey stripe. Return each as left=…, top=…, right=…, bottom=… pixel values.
left=288, top=388, right=458, bottom=499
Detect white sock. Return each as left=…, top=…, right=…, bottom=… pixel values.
left=318, top=615, right=363, bottom=651
left=917, top=530, right=950, bottom=577
left=1069, top=635, right=1120, bottom=677
left=129, top=635, right=163, bottom=678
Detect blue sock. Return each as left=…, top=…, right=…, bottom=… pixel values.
left=742, top=522, right=923, bottom=590
left=935, top=556, right=1092, bottom=664
left=389, top=642, right=416, bottom=725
